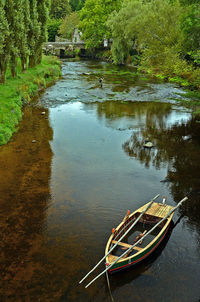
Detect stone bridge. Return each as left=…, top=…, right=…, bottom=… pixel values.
left=43, top=41, right=85, bottom=57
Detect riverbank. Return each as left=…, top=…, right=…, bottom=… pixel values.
left=0, top=56, right=61, bottom=146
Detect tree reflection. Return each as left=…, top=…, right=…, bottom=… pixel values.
left=88, top=100, right=200, bottom=231
left=123, top=113, right=200, bottom=231
left=93, top=100, right=172, bottom=130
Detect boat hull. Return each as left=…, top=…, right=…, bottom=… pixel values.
left=108, top=223, right=171, bottom=274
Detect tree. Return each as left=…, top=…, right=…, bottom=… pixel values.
left=69, top=0, right=85, bottom=11
left=181, top=3, right=200, bottom=52
left=0, top=0, right=10, bottom=83
left=19, top=0, right=31, bottom=71
left=79, top=0, right=122, bottom=49
left=36, top=0, right=51, bottom=64
left=108, top=0, right=185, bottom=72
left=59, top=12, right=79, bottom=40
left=107, top=0, right=142, bottom=64
left=28, top=0, right=40, bottom=67
left=4, top=0, right=23, bottom=77
left=50, top=0, right=71, bottom=19
left=47, top=19, right=62, bottom=42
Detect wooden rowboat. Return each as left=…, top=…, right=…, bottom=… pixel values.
left=80, top=196, right=188, bottom=288
left=105, top=201, right=174, bottom=273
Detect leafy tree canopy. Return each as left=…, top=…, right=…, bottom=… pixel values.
left=59, top=11, right=79, bottom=40
left=79, top=0, right=122, bottom=49
left=69, top=0, right=85, bottom=11
left=181, top=3, right=200, bottom=52
left=108, top=0, right=184, bottom=71
left=50, top=0, right=71, bottom=19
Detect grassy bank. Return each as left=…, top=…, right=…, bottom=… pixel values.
left=0, top=56, right=61, bottom=146
left=135, top=58, right=200, bottom=91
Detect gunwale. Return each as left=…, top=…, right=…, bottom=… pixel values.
left=105, top=202, right=174, bottom=267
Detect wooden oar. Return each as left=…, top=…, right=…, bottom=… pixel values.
left=85, top=196, right=188, bottom=288
left=79, top=194, right=160, bottom=284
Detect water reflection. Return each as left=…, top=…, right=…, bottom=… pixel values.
left=122, top=111, right=200, bottom=233
left=1, top=60, right=200, bottom=302
left=0, top=106, right=53, bottom=300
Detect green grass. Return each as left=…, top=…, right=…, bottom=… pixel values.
left=0, top=56, right=61, bottom=145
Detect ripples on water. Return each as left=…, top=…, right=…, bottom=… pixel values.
left=0, top=60, right=200, bottom=302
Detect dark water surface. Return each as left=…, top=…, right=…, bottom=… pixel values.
left=0, top=60, right=200, bottom=302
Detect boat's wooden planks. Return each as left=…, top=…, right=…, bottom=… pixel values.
left=112, top=240, right=142, bottom=251
left=138, top=202, right=174, bottom=218
left=107, top=254, right=119, bottom=262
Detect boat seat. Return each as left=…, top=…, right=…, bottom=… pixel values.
left=112, top=240, right=142, bottom=251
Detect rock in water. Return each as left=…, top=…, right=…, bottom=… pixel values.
left=143, top=142, right=153, bottom=148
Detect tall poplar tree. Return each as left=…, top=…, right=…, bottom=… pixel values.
left=36, top=0, right=50, bottom=64
left=0, top=0, right=10, bottom=83
left=20, top=0, right=31, bottom=71
left=5, top=0, right=23, bottom=77
left=29, top=0, right=40, bottom=67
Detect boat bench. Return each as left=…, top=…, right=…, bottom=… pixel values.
left=112, top=240, right=142, bottom=251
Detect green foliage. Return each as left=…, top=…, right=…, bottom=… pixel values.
left=59, top=11, right=79, bottom=40
left=69, top=0, right=85, bottom=11
left=36, top=0, right=51, bottom=64
left=1, top=0, right=51, bottom=78
left=0, top=0, right=10, bottom=83
left=79, top=0, right=122, bottom=49
left=181, top=3, right=200, bottom=52
left=47, top=19, right=62, bottom=41
left=28, top=0, right=41, bottom=67
left=0, top=56, right=61, bottom=145
left=106, top=0, right=200, bottom=90
left=187, top=50, right=200, bottom=66
left=4, top=0, right=20, bottom=77
left=50, top=0, right=71, bottom=19
left=20, top=0, right=31, bottom=71
left=107, top=0, right=143, bottom=64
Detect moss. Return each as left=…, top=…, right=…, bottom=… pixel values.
left=0, top=56, right=61, bottom=145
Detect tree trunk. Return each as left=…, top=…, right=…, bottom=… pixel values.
left=0, top=60, right=7, bottom=84
left=10, top=55, right=17, bottom=78
left=29, top=55, right=36, bottom=68
left=0, top=71, right=6, bottom=84
left=21, top=57, right=27, bottom=72
left=36, top=47, right=42, bottom=65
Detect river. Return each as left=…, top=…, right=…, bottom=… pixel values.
left=0, top=60, right=200, bottom=302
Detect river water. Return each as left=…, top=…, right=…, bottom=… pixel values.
left=0, top=60, right=200, bottom=302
